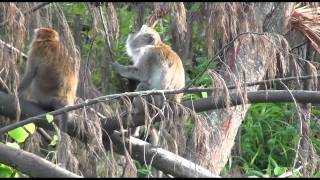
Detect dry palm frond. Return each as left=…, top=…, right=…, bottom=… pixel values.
left=147, top=2, right=172, bottom=27
left=290, top=4, right=320, bottom=54
left=174, top=2, right=187, bottom=34
left=147, top=2, right=186, bottom=33
left=106, top=2, right=119, bottom=42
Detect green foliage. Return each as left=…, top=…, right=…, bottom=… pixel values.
left=187, top=56, right=213, bottom=87
left=183, top=56, right=214, bottom=102
left=135, top=161, right=151, bottom=178
left=232, top=103, right=320, bottom=177
left=8, top=127, right=29, bottom=143
left=50, top=135, right=59, bottom=146
left=46, top=114, right=54, bottom=123
left=0, top=164, right=16, bottom=178
left=23, top=123, right=36, bottom=134
left=239, top=103, right=297, bottom=177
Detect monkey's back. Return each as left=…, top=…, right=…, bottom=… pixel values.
left=28, top=41, right=79, bottom=106
left=154, top=43, right=185, bottom=102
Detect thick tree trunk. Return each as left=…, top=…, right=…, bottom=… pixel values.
left=193, top=2, right=296, bottom=175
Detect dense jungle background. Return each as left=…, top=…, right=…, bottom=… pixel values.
left=0, top=2, right=320, bottom=178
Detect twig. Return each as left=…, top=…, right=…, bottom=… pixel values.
left=37, top=128, right=53, bottom=143
left=0, top=39, right=27, bottom=60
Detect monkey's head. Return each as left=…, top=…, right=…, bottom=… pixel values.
left=33, top=27, right=59, bottom=42
left=126, top=25, right=162, bottom=53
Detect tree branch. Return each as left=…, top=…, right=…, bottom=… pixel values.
left=0, top=142, right=82, bottom=178
left=1, top=90, right=320, bottom=136
left=1, top=90, right=320, bottom=177
left=110, top=131, right=218, bottom=177
left=0, top=39, right=27, bottom=60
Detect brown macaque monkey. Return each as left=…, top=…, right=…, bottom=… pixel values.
left=112, top=24, right=185, bottom=109
left=18, top=27, right=80, bottom=168
left=112, top=24, right=185, bottom=150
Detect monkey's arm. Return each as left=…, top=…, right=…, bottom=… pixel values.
left=18, top=60, right=37, bottom=93
left=112, top=51, right=155, bottom=82
left=111, top=62, right=144, bottom=81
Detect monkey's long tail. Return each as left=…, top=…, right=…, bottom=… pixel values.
left=57, top=112, right=71, bottom=169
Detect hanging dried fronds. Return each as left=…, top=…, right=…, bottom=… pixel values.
left=105, top=3, right=119, bottom=42
left=173, top=2, right=187, bottom=34
left=147, top=2, right=172, bottom=27
left=290, top=4, right=320, bottom=54
left=205, top=3, right=228, bottom=58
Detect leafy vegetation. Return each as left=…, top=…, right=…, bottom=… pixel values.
left=0, top=2, right=320, bottom=178
left=221, top=103, right=320, bottom=177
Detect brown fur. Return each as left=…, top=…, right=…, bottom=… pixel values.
left=112, top=25, right=185, bottom=158
left=18, top=27, right=80, bottom=168
left=113, top=25, right=185, bottom=104
left=19, top=27, right=79, bottom=109
left=153, top=43, right=185, bottom=102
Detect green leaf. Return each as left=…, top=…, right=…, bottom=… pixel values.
left=269, top=156, right=278, bottom=168
left=46, top=114, right=54, bottom=123
left=8, top=127, right=29, bottom=143
left=73, top=3, right=86, bottom=15
left=13, top=172, right=20, bottom=178
left=49, top=135, right=58, bottom=146
left=274, top=166, right=287, bottom=176
left=314, top=171, right=320, bottom=177
left=0, top=165, right=13, bottom=178
left=23, top=123, right=36, bottom=134
left=6, top=142, right=20, bottom=149
left=190, top=3, right=201, bottom=12
left=247, top=169, right=265, bottom=177
left=201, top=92, right=208, bottom=98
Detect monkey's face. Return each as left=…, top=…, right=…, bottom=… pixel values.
left=126, top=25, right=162, bottom=50
left=34, top=27, right=59, bottom=42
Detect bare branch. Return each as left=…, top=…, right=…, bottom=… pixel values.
left=110, top=131, right=218, bottom=177
left=0, top=39, right=27, bottom=60
left=1, top=89, right=320, bottom=136
left=0, top=142, right=82, bottom=178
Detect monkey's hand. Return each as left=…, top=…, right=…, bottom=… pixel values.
left=111, top=62, right=142, bottom=81
left=111, top=62, right=122, bottom=73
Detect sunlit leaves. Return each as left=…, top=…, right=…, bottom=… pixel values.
left=8, top=127, right=29, bottom=143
